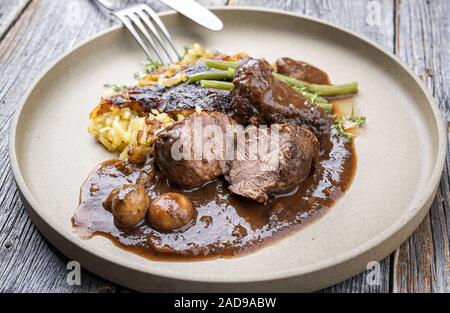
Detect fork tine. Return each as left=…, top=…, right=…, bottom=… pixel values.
left=115, top=13, right=162, bottom=63
left=135, top=10, right=177, bottom=64
left=125, top=12, right=166, bottom=63
left=143, top=6, right=181, bottom=61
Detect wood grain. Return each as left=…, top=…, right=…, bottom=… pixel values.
left=391, top=0, right=450, bottom=293
left=0, top=0, right=31, bottom=41
left=0, top=0, right=448, bottom=293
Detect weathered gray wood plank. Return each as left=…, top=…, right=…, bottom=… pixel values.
left=392, top=0, right=450, bottom=293
left=394, top=0, right=450, bottom=120
left=0, top=0, right=31, bottom=41
left=230, top=0, right=395, bottom=293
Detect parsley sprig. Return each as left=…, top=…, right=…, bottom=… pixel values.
left=142, top=58, right=163, bottom=74
left=333, top=108, right=366, bottom=140
left=292, top=85, right=332, bottom=112
left=103, top=83, right=127, bottom=93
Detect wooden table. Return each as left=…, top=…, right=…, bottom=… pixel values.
left=0, top=0, right=448, bottom=293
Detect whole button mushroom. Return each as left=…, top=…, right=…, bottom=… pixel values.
left=105, top=184, right=150, bottom=228
left=148, top=193, right=195, bottom=232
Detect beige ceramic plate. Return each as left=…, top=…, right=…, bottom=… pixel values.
left=10, top=7, right=446, bottom=292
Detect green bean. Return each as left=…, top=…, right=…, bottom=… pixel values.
left=204, top=59, right=240, bottom=70
left=273, top=72, right=358, bottom=96
left=188, top=70, right=228, bottom=83
left=200, top=80, right=235, bottom=91
left=316, top=102, right=333, bottom=112
left=309, top=81, right=358, bottom=96
left=188, top=68, right=235, bottom=83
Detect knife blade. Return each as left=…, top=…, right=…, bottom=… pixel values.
left=157, top=0, right=223, bottom=31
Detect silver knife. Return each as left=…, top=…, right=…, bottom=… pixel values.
left=157, top=0, right=223, bottom=31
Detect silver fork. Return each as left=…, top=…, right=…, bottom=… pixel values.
left=94, top=0, right=181, bottom=64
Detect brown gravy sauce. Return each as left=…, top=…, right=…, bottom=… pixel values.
left=72, top=130, right=356, bottom=261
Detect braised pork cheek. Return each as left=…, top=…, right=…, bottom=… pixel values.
left=231, top=58, right=332, bottom=141
left=154, top=112, right=234, bottom=189
left=226, top=124, right=320, bottom=203
left=275, top=57, right=331, bottom=85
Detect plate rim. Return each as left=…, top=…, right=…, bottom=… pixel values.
left=9, top=6, right=447, bottom=284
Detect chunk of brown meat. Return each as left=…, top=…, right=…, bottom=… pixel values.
left=231, top=58, right=332, bottom=141
left=226, top=123, right=320, bottom=203
left=154, top=112, right=235, bottom=189
left=275, top=57, right=330, bottom=85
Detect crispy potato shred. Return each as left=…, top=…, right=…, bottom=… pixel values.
left=88, top=44, right=247, bottom=161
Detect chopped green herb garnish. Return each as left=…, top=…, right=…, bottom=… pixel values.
left=333, top=114, right=366, bottom=140
left=182, top=44, right=193, bottom=59
left=292, top=85, right=332, bottom=112
left=142, top=58, right=163, bottom=73
left=273, top=72, right=358, bottom=96
left=133, top=72, right=142, bottom=80
left=103, top=83, right=127, bottom=93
